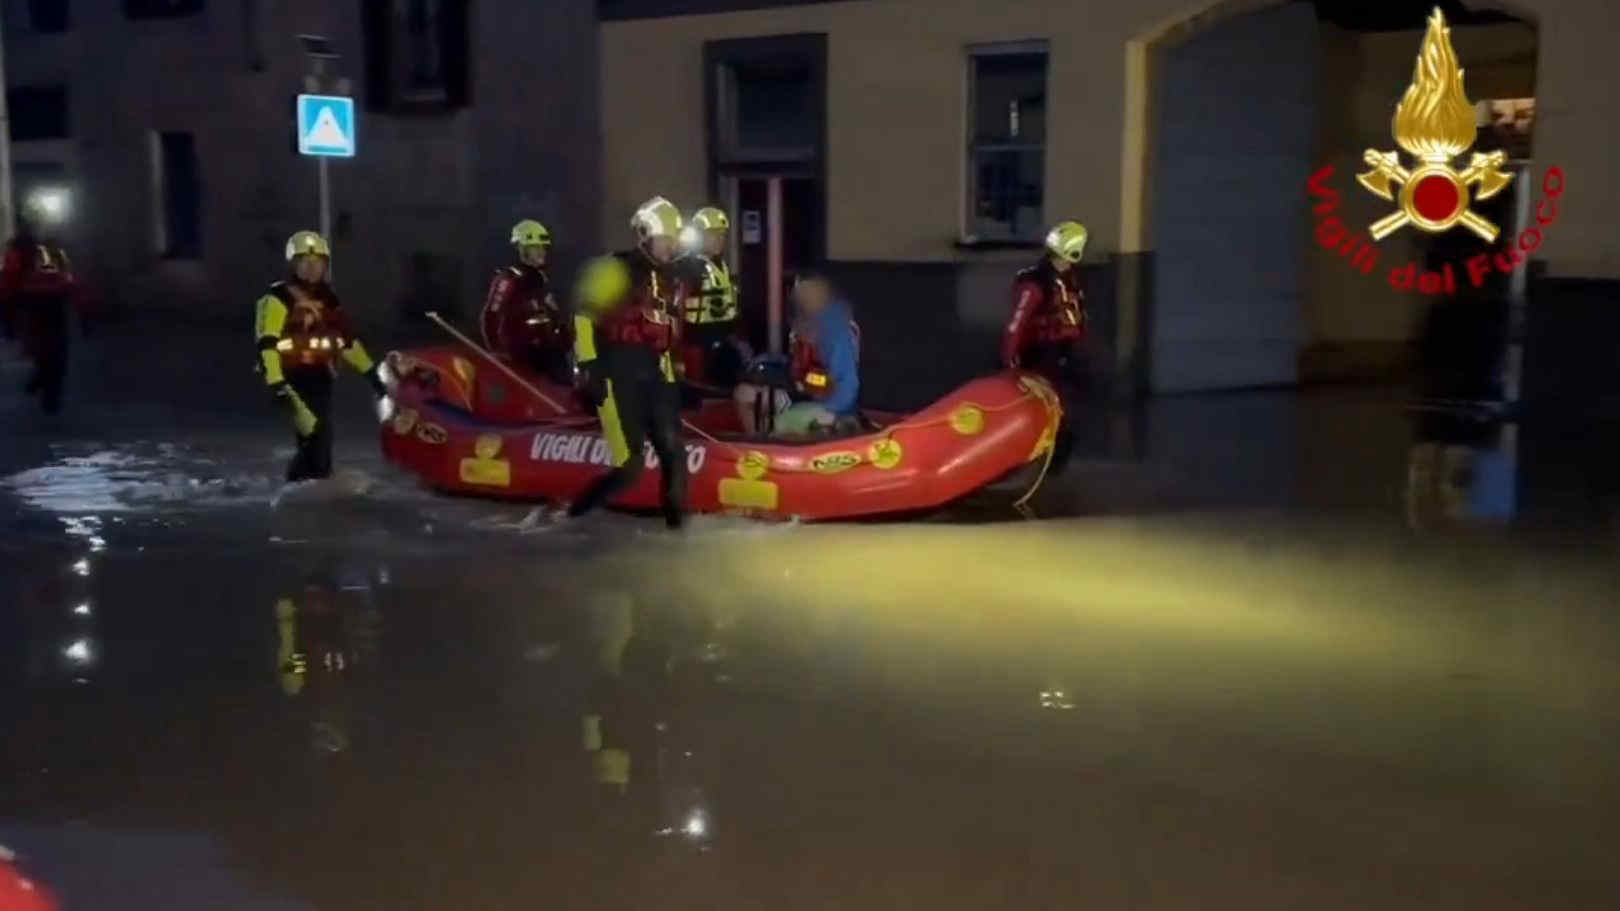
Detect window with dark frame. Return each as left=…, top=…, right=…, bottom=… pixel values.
left=124, top=0, right=205, bottom=18
left=159, top=132, right=202, bottom=259
left=715, top=58, right=816, bottom=162
left=28, top=0, right=70, bottom=32
left=7, top=85, right=70, bottom=141
left=399, top=0, right=446, bottom=101
left=362, top=0, right=470, bottom=112
left=964, top=41, right=1048, bottom=244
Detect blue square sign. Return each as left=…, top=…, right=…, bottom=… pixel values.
left=297, top=94, right=356, bottom=158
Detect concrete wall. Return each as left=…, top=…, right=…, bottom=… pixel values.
left=3, top=0, right=598, bottom=335
left=601, top=0, right=1147, bottom=262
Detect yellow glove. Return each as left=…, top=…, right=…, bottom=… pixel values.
left=272, top=383, right=319, bottom=437
left=291, top=400, right=318, bottom=437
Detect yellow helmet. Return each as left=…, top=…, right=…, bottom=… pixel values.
left=691, top=207, right=730, bottom=233
left=1044, top=221, right=1089, bottom=264
left=630, top=196, right=682, bottom=244
left=285, top=230, right=331, bottom=261
left=511, top=219, right=551, bottom=247
left=575, top=255, right=631, bottom=314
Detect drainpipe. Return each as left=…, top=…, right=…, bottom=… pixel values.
left=0, top=12, right=14, bottom=235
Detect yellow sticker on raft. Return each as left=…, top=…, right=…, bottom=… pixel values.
left=736, top=450, right=770, bottom=480
left=459, top=457, right=511, bottom=487
left=474, top=434, right=503, bottom=459
left=949, top=404, right=985, bottom=436
left=718, top=478, right=778, bottom=510
left=810, top=451, right=862, bottom=474
left=867, top=438, right=902, bottom=470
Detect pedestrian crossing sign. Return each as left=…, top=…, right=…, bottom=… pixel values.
left=297, top=94, right=356, bottom=158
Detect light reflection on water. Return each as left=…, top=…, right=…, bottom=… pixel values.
left=5, top=446, right=279, bottom=514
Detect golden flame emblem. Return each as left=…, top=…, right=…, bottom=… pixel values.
left=1357, top=7, right=1515, bottom=242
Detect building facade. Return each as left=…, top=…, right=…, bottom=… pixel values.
left=4, top=0, right=599, bottom=336
left=599, top=0, right=1618, bottom=405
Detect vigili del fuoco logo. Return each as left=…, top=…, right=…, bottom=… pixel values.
left=1305, top=7, right=1564, bottom=295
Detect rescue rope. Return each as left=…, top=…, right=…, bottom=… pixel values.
left=1010, top=428, right=1056, bottom=518
left=425, top=311, right=569, bottom=415
left=676, top=392, right=1051, bottom=476
left=678, top=388, right=1057, bottom=517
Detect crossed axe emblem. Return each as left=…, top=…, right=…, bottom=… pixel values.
left=1358, top=149, right=1515, bottom=243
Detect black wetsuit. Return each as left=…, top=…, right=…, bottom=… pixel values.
left=567, top=250, right=688, bottom=528
left=254, top=279, right=382, bottom=483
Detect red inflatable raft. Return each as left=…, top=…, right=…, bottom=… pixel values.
left=378, top=345, right=1061, bottom=521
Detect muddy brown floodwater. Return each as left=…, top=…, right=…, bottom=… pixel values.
left=2, top=328, right=1617, bottom=909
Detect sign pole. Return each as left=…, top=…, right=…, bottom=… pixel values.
left=318, top=156, right=332, bottom=277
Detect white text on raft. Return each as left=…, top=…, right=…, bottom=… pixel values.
left=529, top=432, right=708, bottom=474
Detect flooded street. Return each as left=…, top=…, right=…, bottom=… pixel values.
left=2, top=330, right=1618, bottom=909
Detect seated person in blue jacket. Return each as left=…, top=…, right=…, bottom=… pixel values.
left=734, top=272, right=860, bottom=437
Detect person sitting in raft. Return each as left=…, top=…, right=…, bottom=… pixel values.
left=734, top=271, right=860, bottom=437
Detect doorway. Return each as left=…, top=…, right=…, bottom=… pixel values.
left=1149, top=2, right=1317, bottom=393
left=730, top=176, right=818, bottom=353
left=705, top=33, right=827, bottom=355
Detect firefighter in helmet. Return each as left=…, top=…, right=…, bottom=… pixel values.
left=675, top=206, right=747, bottom=391
left=254, top=231, right=387, bottom=482
left=480, top=219, right=572, bottom=384
left=1002, top=220, right=1091, bottom=464
left=566, top=197, right=688, bottom=529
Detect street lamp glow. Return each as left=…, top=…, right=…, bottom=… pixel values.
left=27, top=187, right=70, bottom=222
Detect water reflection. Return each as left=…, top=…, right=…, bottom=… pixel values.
left=2, top=508, right=1618, bottom=907
left=273, top=567, right=384, bottom=758
left=1405, top=417, right=1519, bottom=531
left=59, top=516, right=106, bottom=553
left=581, top=585, right=718, bottom=851
left=60, top=639, right=92, bottom=666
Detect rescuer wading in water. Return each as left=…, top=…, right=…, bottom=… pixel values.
left=566, top=198, right=689, bottom=529
left=253, top=231, right=388, bottom=482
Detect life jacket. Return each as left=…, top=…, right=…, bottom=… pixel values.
left=1013, top=261, right=1085, bottom=347
left=482, top=264, right=566, bottom=355
left=270, top=281, right=350, bottom=370
left=681, top=255, right=738, bottom=325
left=790, top=317, right=860, bottom=400
left=2, top=239, right=76, bottom=297
left=596, top=250, right=679, bottom=354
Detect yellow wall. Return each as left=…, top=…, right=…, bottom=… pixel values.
left=603, top=0, right=1158, bottom=262
left=601, top=0, right=1620, bottom=277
